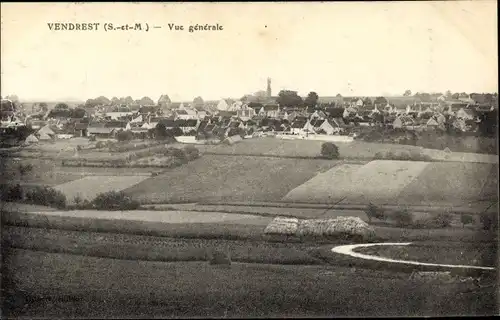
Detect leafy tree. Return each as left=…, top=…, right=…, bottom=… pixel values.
left=111, top=97, right=120, bottom=105
left=320, top=142, right=339, bottom=159
left=304, top=91, right=319, bottom=108
left=138, top=96, right=155, bottom=105
left=193, top=96, right=204, bottom=108
left=54, top=103, right=69, bottom=110
left=158, top=94, right=171, bottom=106
left=171, top=127, right=183, bottom=137
left=363, top=97, right=373, bottom=107
left=39, top=102, right=48, bottom=112
left=94, top=96, right=111, bottom=106
left=373, top=96, right=388, bottom=105
left=460, top=214, right=474, bottom=228
left=392, top=208, right=413, bottom=227
left=336, top=93, right=342, bottom=98
left=84, top=98, right=99, bottom=108
left=5, top=95, right=19, bottom=103
left=403, top=90, right=412, bottom=96
left=91, top=191, right=140, bottom=210
left=445, top=90, right=452, bottom=98
left=248, top=102, right=264, bottom=110
left=71, top=108, right=86, bottom=118
left=116, top=130, right=134, bottom=142
left=418, top=93, right=432, bottom=102
left=123, top=96, right=134, bottom=105
left=451, top=93, right=459, bottom=100
left=365, top=202, right=386, bottom=223
left=480, top=211, right=498, bottom=231
left=276, top=90, right=303, bottom=108
left=432, top=211, right=453, bottom=228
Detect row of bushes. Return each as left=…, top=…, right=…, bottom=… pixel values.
left=364, top=203, right=498, bottom=230
left=373, top=151, right=432, bottom=162
left=62, top=146, right=200, bottom=168
left=1, top=183, right=142, bottom=211
left=358, top=127, right=498, bottom=155
left=1, top=184, right=67, bottom=209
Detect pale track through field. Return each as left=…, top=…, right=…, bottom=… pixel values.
left=332, top=243, right=496, bottom=270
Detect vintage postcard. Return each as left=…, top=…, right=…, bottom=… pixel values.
left=1, top=1, right=498, bottom=318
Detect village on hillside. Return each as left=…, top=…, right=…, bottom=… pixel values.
left=1, top=80, right=499, bottom=148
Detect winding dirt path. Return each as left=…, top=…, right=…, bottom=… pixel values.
left=331, top=243, right=496, bottom=270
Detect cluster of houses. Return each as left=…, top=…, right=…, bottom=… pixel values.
left=20, top=94, right=498, bottom=142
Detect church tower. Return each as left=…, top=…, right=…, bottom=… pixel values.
left=266, top=78, right=272, bottom=98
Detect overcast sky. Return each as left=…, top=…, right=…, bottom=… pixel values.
left=1, top=1, right=497, bottom=102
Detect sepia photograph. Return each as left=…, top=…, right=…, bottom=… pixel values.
left=1, top=1, right=498, bottom=318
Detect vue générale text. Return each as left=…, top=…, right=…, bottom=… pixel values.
left=46, top=22, right=225, bottom=33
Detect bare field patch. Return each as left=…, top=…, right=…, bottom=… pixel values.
left=284, top=161, right=430, bottom=204
left=53, top=176, right=150, bottom=204
left=124, top=155, right=339, bottom=203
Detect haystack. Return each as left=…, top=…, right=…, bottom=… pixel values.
left=264, top=217, right=299, bottom=235
left=296, top=219, right=333, bottom=237
left=296, top=216, right=375, bottom=239
left=324, top=216, right=375, bottom=239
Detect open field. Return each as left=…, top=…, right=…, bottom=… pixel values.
left=124, top=155, right=340, bottom=203
left=202, top=137, right=423, bottom=159
left=53, top=176, right=151, bottom=204
left=396, top=162, right=497, bottom=206
left=3, top=248, right=496, bottom=318
left=199, top=137, right=498, bottom=163
left=2, top=209, right=492, bottom=244
left=283, top=161, right=498, bottom=206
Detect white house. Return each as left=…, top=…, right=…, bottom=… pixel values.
left=105, top=111, right=134, bottom=120
left=216, top=99, right=232, bottom=111
left=236, top=104, right=256, bottom=121
left=290, top=118, right=309, bottom=134
left=258, top=105, right=280, bottom=118
left=319, top=119, right=343, bottom=135
left=174, top=109, right=198, bottom=120
left=456, top=108, right=475, bottom=120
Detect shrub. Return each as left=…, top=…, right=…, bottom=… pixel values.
left=18, top=163, right=33, bottom=176
left=431, top=211, right=453, bottom=228
left=1, top=184, right=23, bottom=201
left=320, top=142, right=340, bottom=159
left=116, top=130, right=134, bottom=142
left=385, top=151, right=396, bottom=159
left=171, top=148, right=188, bottom=163
left=365, top=202, right=386, bottom=222
left=73, top=194, right=83, bottom=206
left=95, top=141, right=106, bottom=149
left=373, top=152, right=384, bottom=160
left=184, top=146, right=200, bottom=161
left=207, top=249, right=232, bottom=266
left=91, top=191, right=140, bottom=210
left=480, top=212, right=499, bottom=231
left=25, top=186, right=66, bottom=209
left=460, top=214, right=474, bottom=228
left=392, top=208, right=413, bottom=227
left=89, top=135, right=97, bottom=142
left=398, top=152, right=412, bottom=161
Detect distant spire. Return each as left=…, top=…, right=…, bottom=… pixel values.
left=266, top=78, right=272, bottom=98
